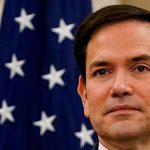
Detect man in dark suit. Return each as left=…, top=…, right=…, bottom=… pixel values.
left=74, top=5, right=150, bottom=150
left=91, top=142, right=98, bottom=150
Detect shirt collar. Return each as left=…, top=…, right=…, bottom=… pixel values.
left=98, top=142, right=108, bottom=150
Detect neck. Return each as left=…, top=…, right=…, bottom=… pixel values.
left=99, top=135, right=150, bottom=150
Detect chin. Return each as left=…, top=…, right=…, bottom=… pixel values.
left=99, top=120, right=145, bottom=141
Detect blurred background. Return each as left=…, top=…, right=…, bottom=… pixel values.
left=93, top=0, right=150, bottom=11
left=0, top=0, right=149, bottom=150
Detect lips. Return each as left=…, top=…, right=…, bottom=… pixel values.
left=106, top=105, right=140, bottom=115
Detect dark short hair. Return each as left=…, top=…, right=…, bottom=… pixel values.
left=74, top=5, right=150, bottom=79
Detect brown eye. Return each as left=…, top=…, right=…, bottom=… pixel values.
left=93, top=69, right=110, bottom=77
left=137, top=66, right=146, bottom=72
left=134, top=64, right=150, bottom=73
left=98, top=69, right=107, bottom=75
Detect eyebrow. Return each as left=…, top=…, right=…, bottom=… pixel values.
left=89, top=54, right=150, bottom=71
left=89, top=60, right=112, bottom=71
left=131, top=54, right=150, bottom=62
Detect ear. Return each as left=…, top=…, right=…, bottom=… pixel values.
left=77, top=76, right=89, bottom=118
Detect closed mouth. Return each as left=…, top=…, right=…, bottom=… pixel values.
left=106, top=105, right=141, bottom=115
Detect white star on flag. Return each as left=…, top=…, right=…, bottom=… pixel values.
left=51, top=18, right=75, bottom=43
left=33, top=111, right=56, bottom=136
left=75, top=123, right=94, bottom=148
left=0, top=100, right=15, bottom=124
left=5, top=54, right=26, bottom=79
left=42, top=64, right=66, bottom=90
left=14, top=8, right=35, bottom=32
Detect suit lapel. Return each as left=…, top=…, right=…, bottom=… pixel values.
left=91, top=142, right=99, bottom=150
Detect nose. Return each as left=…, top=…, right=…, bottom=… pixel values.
left=110, top=71, right=133, bottom=98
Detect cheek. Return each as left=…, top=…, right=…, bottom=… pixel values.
left=136, top=83, right=150, bottom=106
left=87, top=80, right=110, bottom=99
left=86, top=81, right=110, bottom=114
left=86, top=83, right=109, bottom=134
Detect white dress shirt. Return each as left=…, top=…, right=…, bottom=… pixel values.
left=98, top=142, right=108, bottom=150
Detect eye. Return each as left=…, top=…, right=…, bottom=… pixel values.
left=93, top=68, right=111, bottom=77
left=133, top=64, right=150, bottom=73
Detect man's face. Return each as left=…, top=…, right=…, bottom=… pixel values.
left=78, top=21, right=150, bottom=141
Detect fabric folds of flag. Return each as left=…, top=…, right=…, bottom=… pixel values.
left=0, top=0, right=97, bottom=150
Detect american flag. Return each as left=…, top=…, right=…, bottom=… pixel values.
left=0, top=0, right=97, bottom=149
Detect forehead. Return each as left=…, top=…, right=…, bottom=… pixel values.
left=86, top=21, right=150, bottom=64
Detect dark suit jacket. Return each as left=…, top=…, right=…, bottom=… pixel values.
left=91, top=142, right=98, bottom=150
